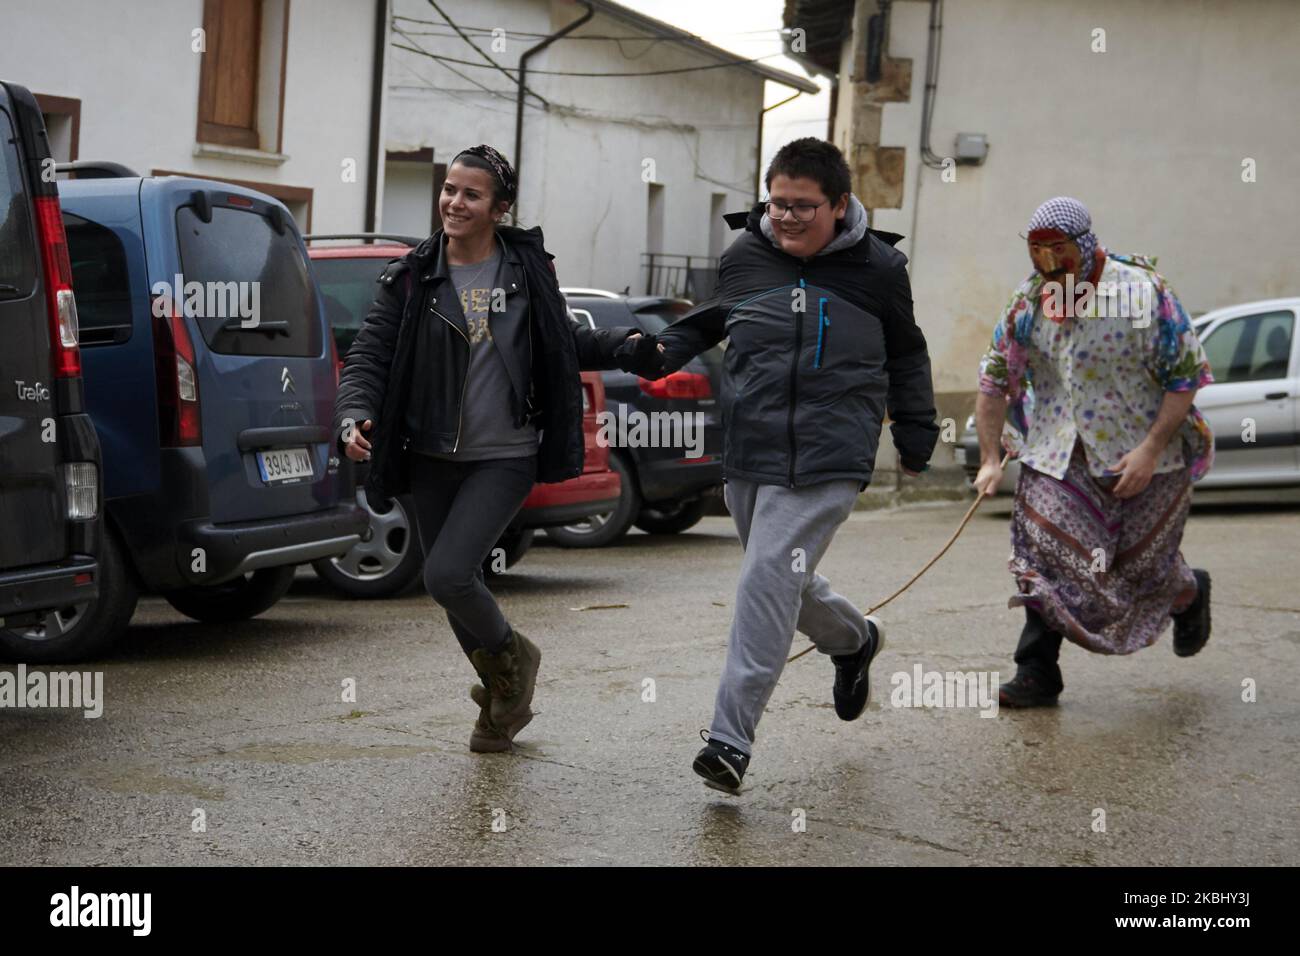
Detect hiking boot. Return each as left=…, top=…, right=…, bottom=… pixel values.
left=692, top=731, right=750, bottom=795
left=470, top=629, right=541, bottom=729
left=998, top=666, right=1063, bottom=708
left=831, top=615, right=886, bottom=721
left=468, top=681, right=533, bottom=752
left=1172, top=569, right=1212, bottom=658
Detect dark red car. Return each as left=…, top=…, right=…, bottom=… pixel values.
left=303, top=235, right=619, bottom=597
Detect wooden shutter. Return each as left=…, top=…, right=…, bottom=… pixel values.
left=197, top=0, right=262, bottom=148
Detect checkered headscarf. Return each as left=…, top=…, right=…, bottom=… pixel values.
left=1026, top=196, right=1098, bottom=267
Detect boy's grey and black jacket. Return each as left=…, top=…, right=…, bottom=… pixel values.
left=635, top=196, right=939, bottom=487
left=333, top=225, right=652, bottom=503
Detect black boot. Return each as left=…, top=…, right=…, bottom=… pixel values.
left=1172, top=569, right=1211, bottom=657
left=999, top=668, right=1063, bottom=708
left=1001, top=607, right=1064, bottom=707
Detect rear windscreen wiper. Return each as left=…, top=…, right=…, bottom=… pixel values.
left=0, top=283, right=21, bottom=299
left=220, top=318, right=292, bottom=337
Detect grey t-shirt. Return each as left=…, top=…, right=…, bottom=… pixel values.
left=429, top=249, right=538, bottom=461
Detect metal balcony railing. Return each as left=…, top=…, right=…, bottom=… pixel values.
left=641, top=253, right=719, bottom=301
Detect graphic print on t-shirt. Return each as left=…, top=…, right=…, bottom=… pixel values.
left=461, top=286, right=496, bottom=345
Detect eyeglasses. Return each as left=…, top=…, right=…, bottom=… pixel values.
left=765, top=199, right=827, bottom=223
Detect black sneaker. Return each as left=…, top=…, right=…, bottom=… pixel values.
left=692, top=731, right=750, bottom=795
left=1172, top=569, right=1212, bottom=658
left=998, top=667, right=1063, bottom=708
left=831, top=615, right=886, bottom=721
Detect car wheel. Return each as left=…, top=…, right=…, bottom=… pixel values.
left=0, top=526, right=139, bottom=663
left=544, top=454, right=640, bottom=548
left=634, top=497, right=707, bottom=535
left=313, top=490, right=423, bottom=598
left=163, top=565, right=297, bottom=624
left=484, top=528, right=534, bottom=576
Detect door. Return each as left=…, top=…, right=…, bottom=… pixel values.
left=0, top=89, right=66, bottom=570
left=145, top=179, right=338, bottom=524
left=1196, top=307, right=1298, bottom=485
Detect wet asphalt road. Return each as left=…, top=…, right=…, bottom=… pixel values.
left=2, top=490, right=1297, bottom=866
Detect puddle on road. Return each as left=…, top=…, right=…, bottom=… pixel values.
left=76, top=766, right=226, bottom=800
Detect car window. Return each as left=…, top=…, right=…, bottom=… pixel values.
left=63, top=212, right=133, bottom=344
left=311, top=255, right=396, bottom=355
left=0, top=107, right=37, bottom=298
left=1202, top=311, right=1294, bottom=383
left=565, top=300, right=634, bottom=331
left=176, top=204, right=321, bottom=358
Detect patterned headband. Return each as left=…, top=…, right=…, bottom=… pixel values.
left=453, top=144, right=517, bottom=202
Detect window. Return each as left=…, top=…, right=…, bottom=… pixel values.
left=63, top=213, right=133, bottom=345
left=196, top=0, right=289, bottom=153
left=708, top=192, right=727, bottom=259
left=176, top=204, right=320, bottom=357
left=33, top=93, right=80, bottom=163
left=311, top=256, right=390, bottom=356
left=0, top=108, right=36, bottom=297
left=646, top=182, right=665, bottom=254
left=1202, top=311, right=1294, bottom=384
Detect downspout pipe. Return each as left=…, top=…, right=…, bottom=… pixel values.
left=513, top=0, right=595, bottom=218
left=756, top=90, right=803, bottom=201
left=364, top=0, right=388, bottom=236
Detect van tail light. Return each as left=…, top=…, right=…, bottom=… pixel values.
left=33, top=196, right=81, bottom=378
left=638, top=371, right=712, bottom=400
left=582, top=380, right=594, bottom=414
left=63, top=462, right=98, bottom=519
left=152, top=301, right=202, bottom=447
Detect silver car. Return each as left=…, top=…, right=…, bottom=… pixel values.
left=958, top=300, right=1298, bottom=491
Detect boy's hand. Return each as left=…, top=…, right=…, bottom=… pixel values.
left=616, top=332, right=666, bottom=376
left=343, top=418, right=374, bottom=462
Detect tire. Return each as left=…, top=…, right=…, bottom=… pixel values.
left=0, top=526, right=139, bottom=664
left=313, top=490, right=423, bottom=598
left=163, top=565, right=296, bottom=624
left=483, top=528, right=535, bottom=576
left=634, top=497, right=707, bottom=535
left=545, top=453, right=640, bottom=549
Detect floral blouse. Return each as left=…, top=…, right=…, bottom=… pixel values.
left=978, top=252, right=1215, bottom=482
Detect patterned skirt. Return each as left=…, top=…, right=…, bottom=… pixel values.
left=1008, top=444, right=1198, bottom=655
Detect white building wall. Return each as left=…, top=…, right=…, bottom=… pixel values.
left=1, top=0, right=378, bottom=233
left=384, top=0, right=767, bottom=292
left=867, top=0, right=1300, bottom=396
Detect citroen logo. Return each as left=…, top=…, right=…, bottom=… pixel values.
left=281, top=367, right=295, bottom=393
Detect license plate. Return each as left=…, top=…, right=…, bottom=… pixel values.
left=256, top=446, right=314, bottom=484
left=953, top=446, right=967, bottom=465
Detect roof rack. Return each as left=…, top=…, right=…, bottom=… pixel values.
left=55, top=161, right=141, bottom=179
left=303, top=233, right=422, bottom=245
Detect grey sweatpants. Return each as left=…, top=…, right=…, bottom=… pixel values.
left=709, top=477, right=871, bottom=754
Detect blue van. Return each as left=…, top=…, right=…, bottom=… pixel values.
left=0, top=163, right=367, bottom=662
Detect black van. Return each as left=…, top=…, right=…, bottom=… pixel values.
left=0, top=81, right=103, bottom=652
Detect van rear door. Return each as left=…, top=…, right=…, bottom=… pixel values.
left=0, top=84, right=67, bottom=570
left=141, top=179, right=340, bottom=525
